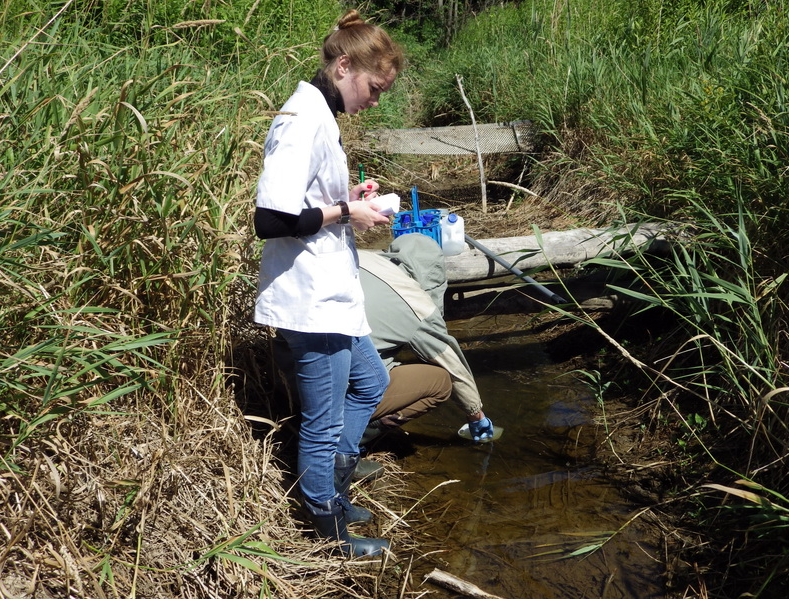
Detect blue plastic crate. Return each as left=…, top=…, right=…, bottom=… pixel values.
left=392, top=210, right=441, bottom=246
left=391, top=188, right=442, bottom=247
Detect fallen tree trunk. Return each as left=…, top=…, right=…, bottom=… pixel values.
left=444, top=223, right=670, bottom=283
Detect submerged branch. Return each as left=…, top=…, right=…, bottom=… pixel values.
left=424, top=568, right=506, bottom=599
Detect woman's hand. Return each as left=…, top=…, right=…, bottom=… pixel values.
left=350, top=180, right=379, bottom=202
left=349, top=200, right=390, bottom=231
left=347, top=178, right=389, bottom=231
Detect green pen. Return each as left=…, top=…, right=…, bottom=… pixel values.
left=359, top=163, right=365, bottom=199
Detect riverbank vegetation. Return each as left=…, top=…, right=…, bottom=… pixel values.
left=1, top=1, right=412, bottom=597
left=412, top=1, right=788, bottom=597
left=1, top=1, right=787, bottom=598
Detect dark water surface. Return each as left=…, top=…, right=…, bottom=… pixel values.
left=374, top=313, right=664, bottom=599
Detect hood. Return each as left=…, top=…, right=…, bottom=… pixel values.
left=380, top=234, right=447, bottom=315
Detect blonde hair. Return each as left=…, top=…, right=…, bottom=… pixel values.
left=321, top=10, right=404, bottom=78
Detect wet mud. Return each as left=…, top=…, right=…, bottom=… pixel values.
left=369, top=313, right=665, bottom=599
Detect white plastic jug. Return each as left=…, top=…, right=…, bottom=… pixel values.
left=440, top=213, right=465, bottom=256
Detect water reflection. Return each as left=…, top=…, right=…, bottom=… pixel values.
left=372, top=314, right=663, bottom=599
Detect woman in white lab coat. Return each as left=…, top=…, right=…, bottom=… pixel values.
left=253, top=9, right=403, bottom=557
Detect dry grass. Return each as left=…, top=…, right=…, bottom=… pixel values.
left=0, top=327, right=423, bottom=599
left=344, top=119, right=627, bottom=252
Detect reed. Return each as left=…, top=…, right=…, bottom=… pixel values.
left=1, top=0, right=340, bottom=437
left=419, top=1, right=788, bottom=237
left=579, top=199, right=789, bottom=596
left=1, top=2, right=413, bottom=597
left=409, top=1, right=788, bottom=595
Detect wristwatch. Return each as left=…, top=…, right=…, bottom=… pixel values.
left=335, top=200, right=350, bottom=224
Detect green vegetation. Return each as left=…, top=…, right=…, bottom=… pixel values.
left=1, top=1, right=400, bottom=597
left=1, top=0, right=344, bottom=450
left=407, top=1, right=788, bottom=596
left=2, top=0, right=788, bottom=597
left=581, top=202, right=789, bottom=598
left=420, top=1, right=787, bottom=228
left=1, top=0, right=339, bottom=469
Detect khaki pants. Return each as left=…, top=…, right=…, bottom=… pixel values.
left=370, top=363, right=451, bottom=429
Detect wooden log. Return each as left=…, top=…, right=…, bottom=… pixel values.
left=444, top=223, right=669, bottom=283
left=423, top=568, right=507, bottom=599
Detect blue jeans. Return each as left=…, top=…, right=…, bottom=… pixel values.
left=277, top=329, right=389, bottom=505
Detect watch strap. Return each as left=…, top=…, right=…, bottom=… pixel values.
left=336, top=200, right=350, bottom=224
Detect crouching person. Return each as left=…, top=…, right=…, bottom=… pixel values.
left=352, top=234, right=496, bottom=480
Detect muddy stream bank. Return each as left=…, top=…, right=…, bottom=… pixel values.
left=366, top=310, right=665, bottom=599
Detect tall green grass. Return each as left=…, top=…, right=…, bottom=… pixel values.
left=575, top=198, right=789, bottom=597
left=0, top=1, right=345, bottom=593
left=1, top=0, right=341, bottom=450
left=419, top=1, right=787, bottom=236
left=0, top=0, right=412, bottom=448
left=403, top=0, right=789, bottom=596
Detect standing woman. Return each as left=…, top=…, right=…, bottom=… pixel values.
left=253, top=10, right=403, bottom=557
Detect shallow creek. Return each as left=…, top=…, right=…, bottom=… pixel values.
left=373, top=313, right=664, bottom=599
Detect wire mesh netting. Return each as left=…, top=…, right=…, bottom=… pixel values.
left=366, top=120, right=537, bottom=155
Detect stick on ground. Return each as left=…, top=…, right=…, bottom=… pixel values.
left=423, top=568, right=507, bottom=599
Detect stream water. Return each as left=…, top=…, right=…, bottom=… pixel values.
left=371, top=313, right=665, bottom=599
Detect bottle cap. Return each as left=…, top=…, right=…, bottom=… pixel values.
left=448, top=213, right=458, bottom=223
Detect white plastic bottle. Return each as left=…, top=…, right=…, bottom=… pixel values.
left=440, top=213, right=465, bottom=256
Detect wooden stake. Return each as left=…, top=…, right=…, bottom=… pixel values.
left=456, top=74, right=487, bottom=213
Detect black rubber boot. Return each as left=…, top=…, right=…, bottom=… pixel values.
left=359, top=419, right=384, bottom=447
left=334, top=453, right=373, bottom=524
left=352, top=458, right=385, bottom=482
left=304, top=496, right=389, bottom=557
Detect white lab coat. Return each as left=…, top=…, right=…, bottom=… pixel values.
left=254, top=81, right=369, bottom=336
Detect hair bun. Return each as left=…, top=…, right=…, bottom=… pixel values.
left=337, top=9, right=365, bottom=29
